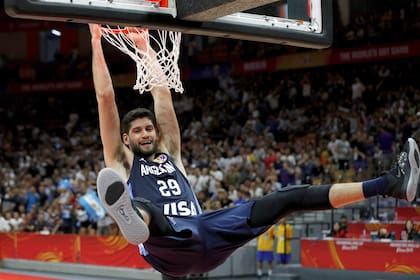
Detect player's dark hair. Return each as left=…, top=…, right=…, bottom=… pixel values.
left=121, top=108, right=157, bottom=134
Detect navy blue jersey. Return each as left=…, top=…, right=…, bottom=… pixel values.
left=127, top=153, right=268, bottom=277
left=128, top=153, right=202, bottom=217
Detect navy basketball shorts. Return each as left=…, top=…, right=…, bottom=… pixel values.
left=140, top=201, right=269, bottom=277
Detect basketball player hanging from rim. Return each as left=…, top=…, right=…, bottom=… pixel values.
left=89, top=23, right=420, bottom=278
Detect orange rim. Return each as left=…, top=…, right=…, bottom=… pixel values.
left=100, top=26, right=149, bottom=35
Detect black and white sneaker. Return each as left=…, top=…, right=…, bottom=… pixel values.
left=384, top=135, right=420, bottom=202
left=97, top=168, right=150, bottom=244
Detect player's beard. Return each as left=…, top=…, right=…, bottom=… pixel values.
left=130, top=139, right=158, bottom=158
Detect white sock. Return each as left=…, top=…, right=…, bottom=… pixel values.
left=257, top=269, right=262, bottom=276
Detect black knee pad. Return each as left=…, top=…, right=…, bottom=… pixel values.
left=132, top=197, right=191, bottom=238
left=132, top=197, right=172, bottom=236
left=249, top=184, right=332, bottom=228
left=132, top=197, right=161, bottom=221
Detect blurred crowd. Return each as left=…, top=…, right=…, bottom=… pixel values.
left=334, top=2, right=420, bottom=48
left=0, top=57, right=418, bottom=236
left=0, top=1, right=420, bottom=236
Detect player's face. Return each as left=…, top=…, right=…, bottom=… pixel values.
left=126, top=117, right=158, bottom=157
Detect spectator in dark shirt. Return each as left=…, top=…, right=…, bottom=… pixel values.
left=328, top=222, right=349, bottom=238
left=401, top=219, right=419, bottom=241
left=339, top=215, right=348, bottom=233
left=216, top=189, right=233, bottom=208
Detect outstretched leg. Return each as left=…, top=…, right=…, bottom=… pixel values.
left=249, top=135, right=420, bottom=228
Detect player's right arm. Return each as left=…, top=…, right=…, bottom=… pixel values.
left=89, top=24, right=133, bottom=178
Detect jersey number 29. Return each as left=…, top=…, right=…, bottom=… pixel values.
left=157, top=179, right=182, bottom=197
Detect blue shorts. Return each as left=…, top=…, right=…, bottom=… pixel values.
left=257, top=251, right=274, bottom=262
left=277, top=253, right=292, bottom=264
left=141, top=201, right=268, bottom=277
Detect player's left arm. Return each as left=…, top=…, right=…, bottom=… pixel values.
left=152, top=85, right=183, bottom=173
left=127, top=29, right=184, bottom=174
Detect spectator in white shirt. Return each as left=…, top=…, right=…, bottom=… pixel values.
left=0, top=214, right=11, bottom=232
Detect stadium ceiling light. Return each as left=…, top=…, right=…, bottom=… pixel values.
left=51, top=29, right=61, bottom=36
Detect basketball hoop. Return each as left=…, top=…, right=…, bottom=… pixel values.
left=100, top=25, right=183, bottom=94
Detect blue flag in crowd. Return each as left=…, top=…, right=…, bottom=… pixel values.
left=58, top=178, right=74, bottom=192
left=78, top=189, right=106, bottom=220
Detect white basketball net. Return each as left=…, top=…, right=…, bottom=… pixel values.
left=100, top=26, right=183, bottom=94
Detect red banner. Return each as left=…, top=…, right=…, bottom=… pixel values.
left=396, top=207, right=420, bottom=222
left=0, top=233, right=151, bottom=269
left=8, top=80, right=92, bottom=94
left=329, top=41, right=420, bottom=64
left=15, top=233, right=78, bottom=263
left=301, top=238, right=420, bottom=274
left=231, top=41, right=420, bottom=74
left=79, top=235, right=149, bottom=268
left=0, top=233, right=16, bottom=259
left=232, top=58, right=277, bottom=75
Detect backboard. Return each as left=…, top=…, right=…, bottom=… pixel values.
left=4, top=0, right=333, bottom=49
